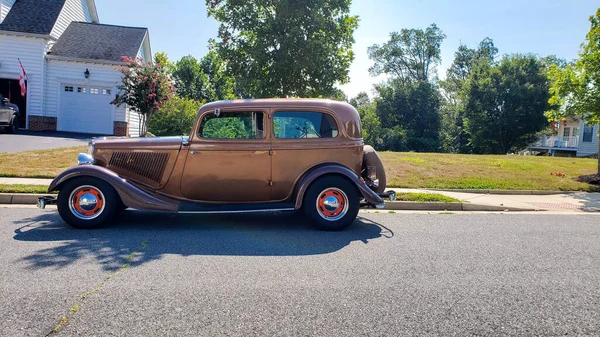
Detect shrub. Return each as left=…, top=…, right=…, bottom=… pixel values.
left=148, top=97, right=203, bottom=136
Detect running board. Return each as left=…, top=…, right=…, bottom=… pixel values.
left=178, top=201, right=295, bottom=214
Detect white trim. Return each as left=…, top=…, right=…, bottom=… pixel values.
left=0, top=30, right=55, bottom=40
left=46, top=54, right=124, bottom=65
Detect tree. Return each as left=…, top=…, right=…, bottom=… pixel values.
left=206, top=0, right=358, bottom=98
left=439, top=38, right=498, bottom=153
left=368, top=24, right=446, bottom=83
left=375, top=80, right=441, bottom=152
left=112, top=54, right=174, bottom=136
left=547, top=9, right=600, bottom=173
left=173, top=51, right=235, bottom=102
left=148, top=97, right=203, bottom=136
left=463, top=54, right=550, bottom=154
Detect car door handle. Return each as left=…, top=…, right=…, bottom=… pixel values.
left=190, top=150, right=197, bottom=155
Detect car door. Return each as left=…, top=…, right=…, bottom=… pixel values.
left=180, top=108, right=272, bottom=202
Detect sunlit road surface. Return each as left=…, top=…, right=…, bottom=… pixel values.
left=1, top=208, right=599, bottom=336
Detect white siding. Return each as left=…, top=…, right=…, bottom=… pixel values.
left=577, top=122, right=599, bottom=157
left=127, top=107, right=141, bottom=137
left=46, top=59, right=126, bottom=122
left=0, top=0, right=15, bottom=23
left=0, top=34, right=49, bottom=125
left=136, top=45, right=146, bottom=61
left=50, top=0, right=93, bottom=40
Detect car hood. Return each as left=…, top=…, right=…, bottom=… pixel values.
left=92, top=136, right=186, bottom=150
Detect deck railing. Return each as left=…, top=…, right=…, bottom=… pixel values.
left=536, top=135, right=579, bottom=148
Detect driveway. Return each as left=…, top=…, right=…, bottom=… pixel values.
left=1, top=209, right=599, bottom=336
left=0, top=131, right=92, bottom=152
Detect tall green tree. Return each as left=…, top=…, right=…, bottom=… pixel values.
left=368, top=24, right=446, bottom=83
left=464, top=54, right=550, bottom=154
left=547, top=9, right=600, bottom=172
left=206, top=0, right=358, bottom=98
left=173, top=51, right=235, bottom=102
left=366, top=24, right=445, bottom=152
left=439, top=38, right=498, bottom=153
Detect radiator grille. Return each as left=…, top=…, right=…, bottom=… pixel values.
left=109, top=151, right=170, bottom=183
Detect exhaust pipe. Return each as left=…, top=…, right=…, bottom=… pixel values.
left=37, top=196, right=57, bottom=209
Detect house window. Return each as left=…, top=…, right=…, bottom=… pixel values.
left=102, top=89, right=111, bottom=95
left=273, top=111, right=339, bottom=139
left=77, top=87, right=87, bottom=93
left=64, top=86, right=74, bottom=92
left=90, top=88, right=99, bottom=94
left=573, top=127, right=581, bottom=137
left=583, top=125, right=594, bottom=142
left=563, top=128, right=570, bottom=137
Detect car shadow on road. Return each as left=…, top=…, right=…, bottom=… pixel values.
left=12, top=210, right=391, bottom=272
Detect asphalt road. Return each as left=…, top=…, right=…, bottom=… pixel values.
left=0, top=131, right=90, bottom=152
left=1, top=208, right=599, bottom=336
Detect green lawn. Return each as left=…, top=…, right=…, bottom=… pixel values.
left=0, top=147, right=598, bottom=191
left=0, top=146, right=85, bottom=178
left=381, top=152, right=599, bottom=191
left=394, top=192, right=459, bottom=203
left=0, top=184, right=54, bottom=194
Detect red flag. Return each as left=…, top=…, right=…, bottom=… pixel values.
left=18, top=58, right=27, bottom=97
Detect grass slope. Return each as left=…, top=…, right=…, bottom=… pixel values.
left=382, top=152, right=598, bottom=191
left=0, top=146, right=85, bottom=178
left=0, top=184, right=54, bottom=194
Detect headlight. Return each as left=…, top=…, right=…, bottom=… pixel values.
left=87, top=141, right=94, bottom=155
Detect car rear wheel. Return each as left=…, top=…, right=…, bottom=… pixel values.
left=303, top=176, right=360, bottom=231
left=57, top=177, right=118, bottom=229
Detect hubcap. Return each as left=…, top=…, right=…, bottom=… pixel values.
left=69, top=185, right=105, bottom=220
left=316, top=188, right=349, bottom=221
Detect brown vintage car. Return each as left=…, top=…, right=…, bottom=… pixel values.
left=38, top=99, right=393, bottom=230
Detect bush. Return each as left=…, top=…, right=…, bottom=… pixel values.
left=148, top=97, right=203, bottom=136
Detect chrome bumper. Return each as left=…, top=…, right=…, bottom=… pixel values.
left=37, top=196, right=57, bottom=209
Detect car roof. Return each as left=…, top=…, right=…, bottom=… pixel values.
left=202, top=98, right=359, bottom=120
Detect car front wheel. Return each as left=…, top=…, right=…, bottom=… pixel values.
left=303, top=176, right=360, bottom=231
left=57, top=177, right=118, bottom=229
left=7, top=115, right=18, bottom=134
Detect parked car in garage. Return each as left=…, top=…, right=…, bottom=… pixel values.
left=38, top=99, right=393, bottom=231
left=0, top=94, right=19, bottom=133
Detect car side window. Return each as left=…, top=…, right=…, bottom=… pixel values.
left=199, top=111, right=265, bottom=139
left=273, top=111, right=339, bottom=139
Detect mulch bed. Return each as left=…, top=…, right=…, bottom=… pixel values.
left=577, top=174, right=600, bottom=185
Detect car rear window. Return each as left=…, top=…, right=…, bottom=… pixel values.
left=273, top=111, right=339, bottom=139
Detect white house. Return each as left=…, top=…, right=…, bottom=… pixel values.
left=0, top=0, right=151, bottom=136
left=528, top=117, right=599, bottom=157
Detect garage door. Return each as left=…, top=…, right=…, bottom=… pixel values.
left=58, top=85, right=114, bottom=134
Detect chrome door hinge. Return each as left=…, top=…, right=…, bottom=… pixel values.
left=268, top=180, right=274, bottom=186
left=269, top=150, right=275, bottom=156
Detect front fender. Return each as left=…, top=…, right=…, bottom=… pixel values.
left=49, top=165, right=178, bottom=212
left=294, top=164, right=384, bottom=209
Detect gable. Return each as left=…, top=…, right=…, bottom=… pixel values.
left=50, top=0, right=95, bottom=39
left=0, top=0, right=16, bottom=24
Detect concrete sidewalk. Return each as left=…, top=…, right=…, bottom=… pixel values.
left=1, top=177, right=599, bottom=212
left=393, top=188, right=600, bottom=212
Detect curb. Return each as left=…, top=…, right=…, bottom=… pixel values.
left=0, top=193, right=537, bottom=212
left=425, top=189, right=579, bottom=195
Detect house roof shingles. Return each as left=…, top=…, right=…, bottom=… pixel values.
left=0, top=0, right=67, bottom=35
left=48, top=22, right=148, bottom=62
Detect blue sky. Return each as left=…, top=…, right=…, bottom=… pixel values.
left=97, top=0, right=599, bottom=99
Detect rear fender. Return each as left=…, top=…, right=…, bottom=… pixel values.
left=49, top=165, right=178, bottom=212
left=294, top=164, right=384, bottom=209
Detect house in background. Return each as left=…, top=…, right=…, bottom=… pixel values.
left=0, top=0, right=151, bottom=136
left=528, top=117, right=599, bottom=157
